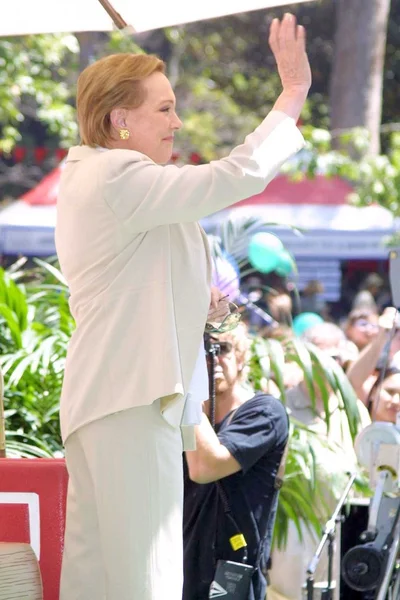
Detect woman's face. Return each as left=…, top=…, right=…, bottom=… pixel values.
left=389, top=330, right=400, bottom=360
left=373, top=373, right=400, bottom=423
left=111, top=71, right=182, bottom=164
left=346, top=314, right=379, bottom=350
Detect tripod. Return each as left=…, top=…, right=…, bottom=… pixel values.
left=306, top=472, right=357, bottom=600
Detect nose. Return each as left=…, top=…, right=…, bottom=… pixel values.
left=172, top=112, right=183, bottom=130
left=392, top=393, right=400, bottom=407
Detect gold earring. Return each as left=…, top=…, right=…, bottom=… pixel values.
left=119, top=128, right=130, bottom=140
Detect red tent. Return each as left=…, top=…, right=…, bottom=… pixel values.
left=21, top=166, right=63, bottom=206
left=236, top=174, right=353, bottom=207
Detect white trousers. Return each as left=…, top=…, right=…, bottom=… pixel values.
left=60, top=400, right=184, bottom=600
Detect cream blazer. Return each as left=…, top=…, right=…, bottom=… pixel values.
left=55, top=110, right=304, bottom=442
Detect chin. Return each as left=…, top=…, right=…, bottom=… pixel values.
left=215, top=381, right=228, bottom=394
left=152, top=149, right=173, bottom=165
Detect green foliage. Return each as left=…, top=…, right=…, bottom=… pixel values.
left=106, top=31, right=145, bottom=55
left=273, top=422, right=324, bottom=549
left=0, top=34, right=79, bottom=151
left=249, top=335, right=361, bottom=441
left=282, top=126, right=400, bottom=217
left=0, top=259, right=74, bottom=456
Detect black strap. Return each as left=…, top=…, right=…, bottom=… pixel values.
left=206, top=337, right=284, bottom=571
left=211, top=402, right=270, bottom=569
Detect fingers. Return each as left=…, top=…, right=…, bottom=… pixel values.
left=379, top=307, right=398, bottom=330
left=269, top=13, right=304, bottom=51
left=297, top=24, right=306, bottom=51
left=207, top=301, right=230, bottom=322
left=281, top=12, right=296, bottom=45
left=210, top=287, right=219, bottom=309
left=269, top=17, right=280, bottom=55
left=210, top=286, right=229, bottom=309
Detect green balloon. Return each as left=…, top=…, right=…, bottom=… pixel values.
left=293, top=312, right=323, bottom=337
left=276, top=250, right=295, bottom=276
left=248, top=232, right=283, bottom=274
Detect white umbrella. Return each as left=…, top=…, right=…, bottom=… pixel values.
left=3, top=0, right=316, bottom=37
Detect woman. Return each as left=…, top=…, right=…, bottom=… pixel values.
left=366, top=367, right=400, bottom=423
left=344, top=308, right=380, bottom=351
left=56, top=13, right=311, bottom=600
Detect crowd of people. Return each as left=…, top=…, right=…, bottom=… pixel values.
left=194, top=270, right=399, bottom=600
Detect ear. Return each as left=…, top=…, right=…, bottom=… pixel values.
left=110, top=108, right=127, bottom=132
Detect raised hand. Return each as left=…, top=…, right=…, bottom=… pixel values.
left=269, top=13, right=312, bottom=94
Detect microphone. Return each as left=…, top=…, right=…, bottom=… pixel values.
left=237, top=293, right=279, bottom=328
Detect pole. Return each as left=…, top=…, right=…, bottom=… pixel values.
left=306, top=472, right=357, bottom=598
left=97, top=0, right=129, bottom=29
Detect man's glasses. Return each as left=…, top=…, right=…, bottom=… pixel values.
left=205, top=301, right=241, bottom=334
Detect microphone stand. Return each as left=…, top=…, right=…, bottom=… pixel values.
left=306, top=472, right=357, bottom=600
left=236, top=293, right=278, bottom=328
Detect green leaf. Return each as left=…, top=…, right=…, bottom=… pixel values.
left=264, top=338, right=286, bottom=400
left=288, top=338, right=316, bottom=407
left=0, top=303, right=22, bottom=347
left=33, top=258, right=68, bottom=287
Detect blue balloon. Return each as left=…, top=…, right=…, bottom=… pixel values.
left=248, top=232, right=283, bottom=274
left=293, top=312, right=324, bottom=337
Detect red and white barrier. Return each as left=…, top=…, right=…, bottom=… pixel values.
left=0, top=458, right=68, bottom=600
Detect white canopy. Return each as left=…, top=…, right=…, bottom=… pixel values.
left=2, top=0, right=316, bottom=37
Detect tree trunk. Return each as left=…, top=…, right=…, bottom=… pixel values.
left=75, top=32, right=103, bottom=72
left=329, top=0, right=391, bottom=155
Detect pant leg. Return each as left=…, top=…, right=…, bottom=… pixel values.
left=60, top=432, right=106, bottom=600
left=62, top=400, right=184, bottom=600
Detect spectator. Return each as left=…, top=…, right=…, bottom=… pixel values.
left=300, top=280, right=328, bottom=318
left=365, top=367, right=400, bottom=423
left=266, top=290, right=293, bottom=325
left=352, top=273, right=384, bottom=313
left=344, top=308, right=380, bottom=351
left=183, top=324, right=288, bottom=600
left=346, top=307, right=398, bottom=405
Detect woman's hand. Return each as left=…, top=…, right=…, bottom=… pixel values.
left=378, top=306, right=398, bottom=331
left=269, top=13, right=312, bottom=95
left=208, top=287, right=230, bottom=322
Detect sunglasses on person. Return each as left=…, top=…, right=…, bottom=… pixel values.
left=217, top=341, right=234, bottom=356
left=352, top=318, right=379, bottom=330
left=206, top=340, right=234, bottom=358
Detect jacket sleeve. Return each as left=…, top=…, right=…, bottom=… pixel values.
left=103, top=110, right=305, bottom=232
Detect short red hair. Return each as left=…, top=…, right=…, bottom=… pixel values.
left=77, top=53, right=165, bottom=147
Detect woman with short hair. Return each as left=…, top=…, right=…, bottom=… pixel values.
left=56, top=14, right=311, bottom=600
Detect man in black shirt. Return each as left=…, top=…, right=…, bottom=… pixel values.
left=183, top=324, right=289, bottom=600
